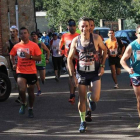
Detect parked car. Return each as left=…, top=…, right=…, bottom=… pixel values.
left=0, top=55, right=11, bottom=102
left=93, top=27, right=110, bottom=42
left=115, top=29, right=136, bottom=47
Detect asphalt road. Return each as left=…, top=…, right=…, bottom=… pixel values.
left=0, top=61, right=140, bottom=140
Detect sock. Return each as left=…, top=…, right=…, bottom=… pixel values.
left=42, top=80, right=44, bottom=84
left=79, top=111, right=86, bottom=122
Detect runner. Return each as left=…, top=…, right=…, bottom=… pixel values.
left=85, top=18, right=104, bottom=122
left=120, top=25, right=140, bottom=129
left=10, top=27, right=42, bottom=118
left=4, top=25, right=21, bottom=103
left=105, top=29, right=125, bottom=88
left=59, top=19, right=79, bottom=104
left=31, top=31, right=50, bottom=96
left=68, top=17, right=107, bottom=133
left=50, top=33, right=62, bottom=82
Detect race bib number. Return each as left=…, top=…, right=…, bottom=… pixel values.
left=79, top=61, right=95, bottom=72
left=136, top=50, right=140, bottom=60
left=17, top=48, right=30, bottom=58
left=110, top=48, right=117, bottom=55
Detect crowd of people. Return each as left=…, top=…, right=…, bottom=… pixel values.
left=4, top=16, right=140, bottom=133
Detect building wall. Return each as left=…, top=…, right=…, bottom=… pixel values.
left=36, top=12, right=50, bottom=34
left=0, top=0, right=36, bottom=55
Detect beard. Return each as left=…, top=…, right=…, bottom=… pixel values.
left=69, top=29, right=75, bottom=34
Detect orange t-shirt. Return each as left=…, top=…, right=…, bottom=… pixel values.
left=60, top=33, right=79, bottom=57
left=10, top=40, right=42, bottom=74
left=105, top=38, right=118, bottom=56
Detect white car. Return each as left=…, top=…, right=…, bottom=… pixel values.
left=93, top=27, right=110, bottom=42
left=0, top=55, right=11, bottom=101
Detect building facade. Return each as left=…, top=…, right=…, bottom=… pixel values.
left=0, top=0, right=36, bottom=55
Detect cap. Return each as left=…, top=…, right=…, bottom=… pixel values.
left=10, top=25, right=18, bottom=31
left=68, top=19, right=76, bottom=26
left=52, top=33, right=57, bottom=36
left=31, top=31, right=38, bottom=36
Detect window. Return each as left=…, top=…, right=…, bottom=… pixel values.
left=120, top=32, right=127, bottom=38
left=115, top=31, right=121, bottom=37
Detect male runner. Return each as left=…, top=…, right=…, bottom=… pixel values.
left=10, top=27, right=42, bottom=118
left=68, top=17, right=107, bottom=133
left=31, top=31, right=50, bottom=96
left=120, top=25, right=140, bottom=129
left=85, top=18, right=104, bottom=122
left=59, top=19, right=79, bottom=103
left=4, top=25, right=21, bottom=103
left=105, top=29, right=125, bottom=88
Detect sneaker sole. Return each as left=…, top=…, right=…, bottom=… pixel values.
left=79, top=127, right=87, bottom=133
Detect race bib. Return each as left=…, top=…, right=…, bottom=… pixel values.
left=136, top=50, right=140, bottom=60
left=65, top=40, right=71, bottom=49
left=17, top=48, right=30, bottom=58
left=79, top=61, right=95, bottom=72
left=110, top=48, right=117, bottom=55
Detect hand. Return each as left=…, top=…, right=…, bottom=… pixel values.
left=13, top=64, right=17, bottom=70
left=118, top=54, right=123, bottom=58
left=46, top=60, right=49, bottom=64
left=98, top=67, right=104, bottom=76
left=128, top=67, right=134, bottom=74
left=23, top=51, right=30, bottom=59
left=58, top=49, right=62, bottom=55
left=70, top=75, right=78, bottom=87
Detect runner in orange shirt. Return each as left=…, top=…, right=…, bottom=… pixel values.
left=59, top=19, right=79, bottom=104
left=10, top=27, right=42, bottom=118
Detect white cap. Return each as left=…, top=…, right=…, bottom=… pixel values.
left=10, top=25, right=18, bottom=31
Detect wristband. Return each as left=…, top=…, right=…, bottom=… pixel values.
left=100, top=64, right=105, bottom=68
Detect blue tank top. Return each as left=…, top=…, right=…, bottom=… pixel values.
left=76, top=33, right=100, bottom=77
left=130, top=40, right=140, bottom=77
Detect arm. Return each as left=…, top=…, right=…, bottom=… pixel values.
left=67, top=38, right=77, bottom=77
left=120, top=45, right=134, bottom=74
left=41, top=42, right=50, bottom=61
left=59, top=37, right=64, bottom=55
left=98, top=36, right=107, bottom=76
left=10, top=55, right=16, bottom=70
left=118, top=42, right=125, bottom=58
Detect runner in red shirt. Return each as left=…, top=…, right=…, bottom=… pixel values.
left=59, top=19, right=79, bottom=104
left=10, top=27, right=42, bottom=118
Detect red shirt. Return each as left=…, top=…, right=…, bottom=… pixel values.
left=60, top=33, right=79, bottom=57
left=10, top=41, right=42, bottom=74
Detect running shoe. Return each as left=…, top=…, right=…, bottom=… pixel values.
left=114, top=84, right=119, bottom=89
left=36, top=90, right=41, bottom=96
left=85, top=111, right=92, bottom=122
left=79, top=122, right=87, bottom=133
left=19, top=104, right=26, bottom=114
left=28, top=109, right=34, bottom=118
left=87, top=92, right=96, bottom=111
left=68, top=94, right=75, bottom=104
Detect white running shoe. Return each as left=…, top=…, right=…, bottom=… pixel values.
left=114, top=84, right=119, bottom=89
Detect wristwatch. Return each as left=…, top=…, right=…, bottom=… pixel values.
left=30, top=55, right=33, bottom=60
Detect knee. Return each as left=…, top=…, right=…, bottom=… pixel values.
left=91, top=95, right=100, bottom=102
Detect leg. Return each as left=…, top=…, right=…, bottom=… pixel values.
left=90, top=79, right=101, bottom=102
left=116, top=67, right=121, bottom=75
left=17, top=77, right=27, bottom=104
left=27, top=84, right=35, bottom=108
left=110, top=65, right=118, bottom=84
left=39, top=70, right=46, bottom=84
left=78, top=84, right=87, bottom=133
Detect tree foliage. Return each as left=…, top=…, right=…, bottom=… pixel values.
left=35, top=0, right=139, bottom=31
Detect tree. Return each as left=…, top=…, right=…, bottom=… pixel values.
left=35, top=0, right=135, bottom=31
